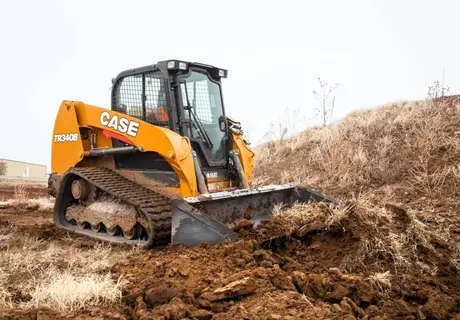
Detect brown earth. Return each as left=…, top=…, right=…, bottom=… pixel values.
left=2, top=97, right=460, bottom=319
left=1, top=186, right=460, bottom=319
left=0, top=180, right=48, bottom=200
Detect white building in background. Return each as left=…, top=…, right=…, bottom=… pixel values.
left=0, top=158, right=47, bottom=179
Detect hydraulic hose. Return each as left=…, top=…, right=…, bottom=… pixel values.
left=229, top=149, right=250, bottom=189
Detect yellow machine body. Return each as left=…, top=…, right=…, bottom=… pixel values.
left=51, top=100, right=254, bottom=198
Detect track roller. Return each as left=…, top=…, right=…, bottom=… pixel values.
left=122, top=228, right=136, bottom=240
left=77, top=221, right=88, bottom=229
left=91, top=223, right=103, bottom=232
left=71, top=179, right=90, bottom=200
left=106, top=226, right=120, bottom=236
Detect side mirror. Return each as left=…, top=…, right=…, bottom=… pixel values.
left=219, top=116, right=227, bottom=132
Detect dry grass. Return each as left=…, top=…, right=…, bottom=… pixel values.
left=0, top=268, right=13, bottom=309
left=23, top=271, right=127, bottom=312
left=0, top=226, right=136, bottom=312
left=366, top=271, right=392, bottom=297
left=0, top=181, right=53, bottom=211
left=274, top=201, right=349, bottom=231
left=0, top=197, right=54, bottom=211
left=354, top=197, right=459, bottom=275
left=0, top=194, right=54, bottom=211
left=0, top=179, right=47, bottom=187
left=0, top=224, right=16, bottom=242
left=275, top=194, right=460, bottom=275
left=14, top=183, right=29, bottom=201
left=254, top=97, right=460, bottom=198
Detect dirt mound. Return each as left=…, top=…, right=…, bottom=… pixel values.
left=110, top=228, right=460, bottom=319
left=105, top=196, right=460, bottom=319
left=111, top=239, right=340, bottom=319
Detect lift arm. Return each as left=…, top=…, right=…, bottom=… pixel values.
left=50, top=100, right=198, bottom=197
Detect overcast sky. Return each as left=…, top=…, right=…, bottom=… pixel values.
left=1, top=0, right=458, bottom=170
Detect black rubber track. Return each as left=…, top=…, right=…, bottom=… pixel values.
left=54, top=167, right=172, bottom=247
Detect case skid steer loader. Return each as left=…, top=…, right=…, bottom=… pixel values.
left=48, top=59, right=333, bottom=248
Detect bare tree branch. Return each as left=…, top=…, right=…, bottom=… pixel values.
left=313, top=77, right=340, bottom=127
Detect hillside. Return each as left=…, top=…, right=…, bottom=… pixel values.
left=254, top=95, right=460, bottom=199
left=1, top=96, right=460, bottom=319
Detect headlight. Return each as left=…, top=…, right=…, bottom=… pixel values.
left=167, top=61, right=176, bottom=69
left=167, top=60, right=188, bottom=71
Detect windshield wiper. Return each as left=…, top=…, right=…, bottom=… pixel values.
left=182, top=82, right=213, bottom=148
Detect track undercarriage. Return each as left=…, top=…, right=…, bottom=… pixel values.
left=53, top=167, right=172, bottom=247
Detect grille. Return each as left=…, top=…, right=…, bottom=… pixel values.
left=114, top=70, right=169, bottom=126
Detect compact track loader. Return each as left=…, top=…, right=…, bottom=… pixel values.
left=48, top=59, right=333, bottom=247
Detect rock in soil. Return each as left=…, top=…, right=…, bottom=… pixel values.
left=201, top=277, right=257, bottom=301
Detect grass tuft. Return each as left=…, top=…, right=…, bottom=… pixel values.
left=23, top=271, right=128, bottom=312
left=0, top=225, right=135, bottom=312
left=0, top=196, right=54, bottom=211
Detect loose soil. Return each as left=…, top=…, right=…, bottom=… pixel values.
left=1, top=183, right=460, bottom=319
